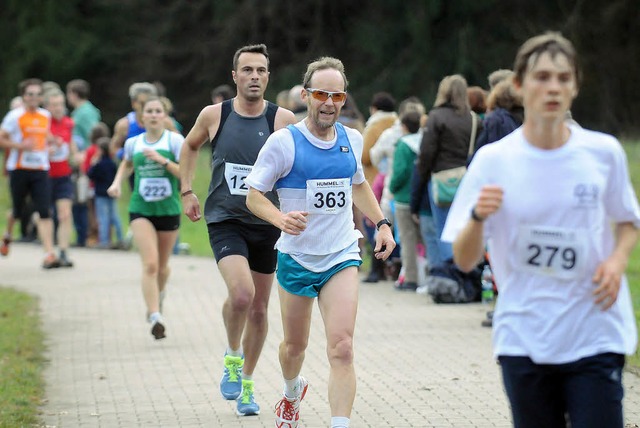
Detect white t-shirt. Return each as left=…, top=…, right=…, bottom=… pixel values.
left=370, top=121, right=403, bottom=213
left=245, top=121, right=365, bottom=272
left=442, top=125, right=640, bottom=364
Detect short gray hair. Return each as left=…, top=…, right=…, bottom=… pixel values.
left=43, top=88, right=65, bottom=106
left=128, top=82, right=157, bottom=100
left=302, top=57, right=348, bottom=90
left=487, top=69, right=514, bottom=89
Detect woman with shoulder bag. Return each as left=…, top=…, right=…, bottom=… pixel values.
left=416, top=74, right=480, bottom=267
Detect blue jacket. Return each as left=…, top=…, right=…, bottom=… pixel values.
left=472, top=107, right=523, bottom=159
left=87, top=157, right=117, bottom=197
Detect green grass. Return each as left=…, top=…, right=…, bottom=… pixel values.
left=0, top=288, right=45, bottom=428
left=621, top=140, right=640, bottom=368
left=173, top=146, right=215, bottom=257
left=627, top=246, right=640, bottom=370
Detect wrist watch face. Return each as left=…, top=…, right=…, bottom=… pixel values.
left=377, top=218, right=392, bottom=230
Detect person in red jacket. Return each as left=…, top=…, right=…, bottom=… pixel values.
left=44, top=88, right=77, bottom=267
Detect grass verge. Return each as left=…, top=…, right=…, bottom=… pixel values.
left=622, top=140, right=640, bottom=368
left=0, top=287, right=45, bottom=427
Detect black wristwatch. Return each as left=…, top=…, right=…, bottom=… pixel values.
left=376, top=218, right=392, bottom=231
left=471, top=206, right=485, bottom=222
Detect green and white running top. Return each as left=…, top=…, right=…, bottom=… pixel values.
left=123, top=130, right=184, bottom=217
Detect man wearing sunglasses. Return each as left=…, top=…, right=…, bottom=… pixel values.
left=180, top=44, right=296, bottom=417
left=246, top=57, right=395, bottom=428
left=0, top=78, right=60, bottom=268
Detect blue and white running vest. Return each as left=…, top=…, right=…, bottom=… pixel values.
left=126, top=111, right=146, bottom=138
left=275, top=123, right=361, bottom=255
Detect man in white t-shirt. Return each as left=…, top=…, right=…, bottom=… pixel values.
left=245, top=57, right=395, bottom=428
left=442, top=32, right=640, bottom=428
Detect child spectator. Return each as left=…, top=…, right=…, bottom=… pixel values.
left=87, top=137, right=123, bottom=249
left=389, top=111, right=424, bottom=290
left=73, top=122, right=110, bottom=247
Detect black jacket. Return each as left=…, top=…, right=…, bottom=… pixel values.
left=418, top=104, right=481, bottom=181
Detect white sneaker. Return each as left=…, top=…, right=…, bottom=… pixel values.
left=274, top=376, right=308, bottom=428
left=416, top=284, right=429, bottom=294
left=150, top=313, right=166, bottom=340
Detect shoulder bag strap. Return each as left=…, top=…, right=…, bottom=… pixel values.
left=468, top=111, right=478, bottom=158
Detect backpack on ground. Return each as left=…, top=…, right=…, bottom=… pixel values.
left=427, top=259, right=482, bottom=304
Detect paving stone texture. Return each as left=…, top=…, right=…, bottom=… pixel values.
left=3, top=243, right=639, bottom=427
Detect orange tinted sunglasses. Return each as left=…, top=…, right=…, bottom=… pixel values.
left=306, top=88, right=347, bottom=103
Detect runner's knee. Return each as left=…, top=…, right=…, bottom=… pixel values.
left=228, top=286, right=254, bottom=312
left=159, top=265, right=171, bottom=278
left=281, top=339, right=307, bottom=359
left=143, top=261, right=159, bottom=277
left=247, top=304, right=268, bottom=325
left=327, top=336, right=353, bottom=366
left=57, top=206, right=72, bottom=223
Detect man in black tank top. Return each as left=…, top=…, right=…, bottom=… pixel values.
left=179, top=44, right=295, bottom=417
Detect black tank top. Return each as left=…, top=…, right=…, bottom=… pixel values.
left=204, top=99, right=279, bottom=224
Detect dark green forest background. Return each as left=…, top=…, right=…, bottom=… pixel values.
left=1, top=0, right=638, bottom=136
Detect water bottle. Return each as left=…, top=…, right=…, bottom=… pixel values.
left=481, top=264, right=494, bottom=304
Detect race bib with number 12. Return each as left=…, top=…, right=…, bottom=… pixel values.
left=224, top=162, right=252, bottom=196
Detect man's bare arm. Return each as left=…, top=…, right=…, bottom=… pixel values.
left=453, top=184, right=504, bottom=272
left=274, top=108, right=296, bottom=131
left=179, top=105, right=220, bottom=193
left=0, top=129, right=30, bottom=151
left=592, top=221, right=639, bottom=310
left=247, top=187, right=308, bottom=236
left=179, top=105, right=221, bottom=222
left=452, top=220, right=486, bottom=272
left=352, top=181, right=395, bottom=260
left=109, top=117, right=129, bottom=156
